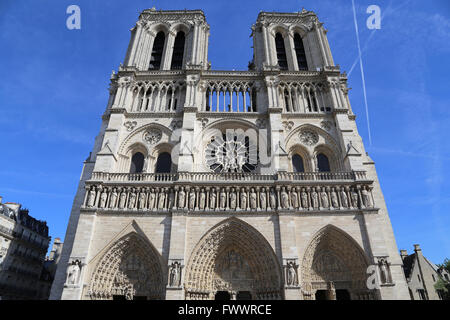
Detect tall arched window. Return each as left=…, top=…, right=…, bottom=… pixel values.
left=294, top=33, right=308, bottom=70
left=292, top=154, right=305, bottom=173
left=275, top=33, right=288, bottom=70
left=149, top=31, right=165, bottom=70
left=170, top=31, right=185, bottom=70
left=130, top=152, right=145, bottom=174
left=317, top=153, right=331, bottom=172
left=155, top=152, right=172, bottom=173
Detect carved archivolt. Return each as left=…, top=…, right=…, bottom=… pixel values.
left=185, top=218, right=283, bottom=300
left=302, top=225, right=372, bottom=299
left=88, top=233, right=164, bottom=300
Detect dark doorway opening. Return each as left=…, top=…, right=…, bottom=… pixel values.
left=236, top=291, right=252, bottom=300
left=215, top=291, right=231, bottom=300
left=336, top=289, right=351, bottom=300
left=315, top=290, right=327, bottom=300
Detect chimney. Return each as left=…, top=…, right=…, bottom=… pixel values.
left=0, top=195, right=2, bottom=204
left=400, top=250, right=408, bottom=260
left=414, top=244, right=421, bottom=252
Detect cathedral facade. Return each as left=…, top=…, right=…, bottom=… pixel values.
left=50, top=8, right=410, bottom=300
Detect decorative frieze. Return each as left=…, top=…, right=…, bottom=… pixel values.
left=82, top=173, right=376, bottom=214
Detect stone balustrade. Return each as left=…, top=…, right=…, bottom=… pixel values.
left=82, top=171, right=375, bottom=213
left=90, top=171, right=367, bottom=184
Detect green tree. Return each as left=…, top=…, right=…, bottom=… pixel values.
left=435, top=258, right=450, bottom=300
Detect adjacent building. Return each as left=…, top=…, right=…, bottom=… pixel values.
left=400, top=244, right=450, bottom=300
left=50, top=8, right=410, bottom=300
left=0, top=196, right=50, bottom=300
left=38, top=238, right=63, bottom=300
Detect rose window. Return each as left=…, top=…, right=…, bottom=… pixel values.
left=205, top=131, right=258, bottom=173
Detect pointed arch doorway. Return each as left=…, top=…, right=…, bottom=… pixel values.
left=185, top=218, right=283, bottom=300
left=88, top=232, right=165, bottom=300
left=302, top=225, right=375, bottom=300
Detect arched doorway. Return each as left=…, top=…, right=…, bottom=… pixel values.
left=302, top=225, right=375, bottom=300
left=185, top=218, right=283, bottom=300
left=88, top=233, right=164, bottom=300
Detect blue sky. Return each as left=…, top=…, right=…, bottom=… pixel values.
left=0, top=0, right=449, bottom=263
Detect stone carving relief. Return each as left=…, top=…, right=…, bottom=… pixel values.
left=301, top=226, right=371, bottom=299
left=299, top=129, right=319, bottom=146
left=124, top=121, right=138, bottom=132
left=89, top=233, right=164, bottom=300
left=282, top=121, right=295, bottom=132
left=185, top=219, right=282, bottom=300
left=320, top=120, right=333, bottom=131
left=143, top=128, right=162, bottom=145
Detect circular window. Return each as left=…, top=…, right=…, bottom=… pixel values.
left=205, top=131, right=258, bottom=173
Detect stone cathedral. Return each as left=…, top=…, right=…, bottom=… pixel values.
left=50, top=8, right=410, bottom=300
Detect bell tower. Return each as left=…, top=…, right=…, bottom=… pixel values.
left=124, top=8, right=210, bottom=71
left=251, top=9, right=335, bottom=71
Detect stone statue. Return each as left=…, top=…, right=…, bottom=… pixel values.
left=87, top=188, right=96, bottom=207
left=240, top=188, right=247, bottom=209
left=168, top=189, right=175, bottom=209
left=178, top=188, right=186, bottom=208
left=169, top=262, right=181, bottom=287
left=118, top=191, right=127, bottom=209
left=149, top=189, right=156, bottom=209
left=250, top=188, right=257, bottom=209
left=269, top=188, right=277, bottom=209
left=158, top=190, right=166, bottom=209
left=66, top=260, right=81, bottom=285
left=287, top=262, right=297, bottom=286
left=301, top=190, right=309, bottom=208
left=124, top=285, right=134, bottom=300
left=99, top=190, right=108, bottom=208
left=320, top=190, right=329, bottom=208
left=281, top=188, right=289, bottom=209
left=189, top=191, right=196, bottom=210
left=378, top=259, right=391, bottom=284
left=138, top=192, right=146, bottom=210
left=340, top=189, right=348, bottom=208
left=229, top=188, right=237, bottom=210
left=199, top=189, right=206, bottom=210
left=311, top=189, right=319, bottom=209
left=290, top=188, right=299, bottom=208
left=331, top=190, right=339, bottom=208
left=361, top=187, right=373, bottom=208
left=351, top=191, right=359, bottom=208
left=260, top=188, right=267, bottom=210
left=210, top=188, right=216, bottom=209
left=219, top=188, right=226, bottom=209
left=128, top=190, right=137, bottom=209
left=109, top=188, right=118, bottom=208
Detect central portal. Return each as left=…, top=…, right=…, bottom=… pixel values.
left=185, top=218, right=283, bottom=300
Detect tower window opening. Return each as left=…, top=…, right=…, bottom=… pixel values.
left=155, top=152, right=172, bottom=173
left=292, top=154, right=305, bottom=173
left=130, top=152, right=145, bottom=174
left=171, top=31, right=185, bottom=70
left=149, top=31, right=165, bottom=70
left=275, top=33, right=288, bottom=70
left=317, top=153, right=331, bottom=172
left=294, top=33, right=308, bottom=70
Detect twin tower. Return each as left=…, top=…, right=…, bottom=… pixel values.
left=50, top=9, right=410, bottom=300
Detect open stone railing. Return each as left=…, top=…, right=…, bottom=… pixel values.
left=82, top=171, right=376, bottom=213
left=89, top=171, right=367, bottom=183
